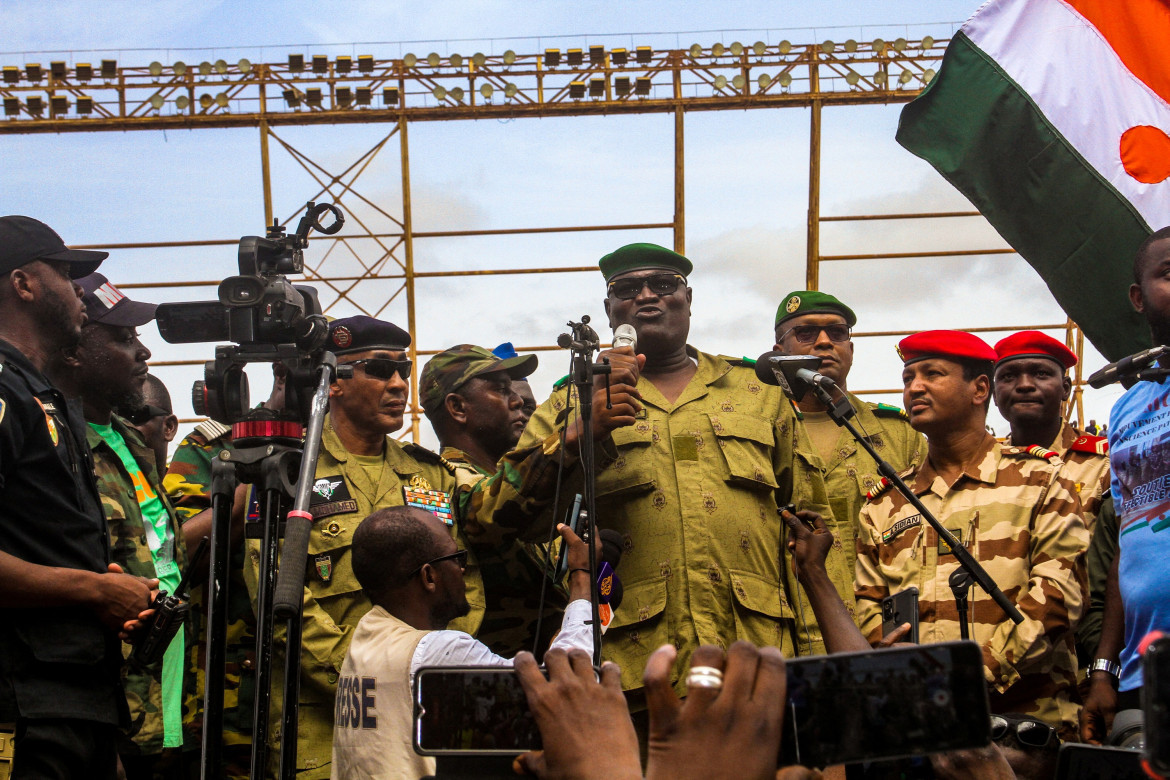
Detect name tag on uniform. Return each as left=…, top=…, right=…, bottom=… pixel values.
left=882, top=514, right=921, bottom=544
left=309, top=475, right=358, bottom=520
left=938, top=529, right=963, bottom=556
left=404, top=487, right=453, bottom=525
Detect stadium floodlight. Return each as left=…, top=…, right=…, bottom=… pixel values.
left=51, top=95, right=70, bottom=114
left=845, top=70, right=860, bottom=86
left=732, top=74, right=745, bottom=89
left=78, top=95, right=94, bottom=114
left=214, top=59, right=228, bottom=75
left=215, top=92, right=229, bottom=107
left=283, top=89, right=300, bottom=107
left=149, top=61, right=163, bottom=77
left=778, top=71, right=793, bottom=88
left=612, top=47, right=628, bottom=65
left=689, top=43, right=702, bottom=58
left=450, top=53, right=463, bottom=68
left=590, top=45, right=605, bottom=64
left=821, top=41, right=835, bottom=55
left=76, top=63, right=93, bottom=80
left=101, top=60, right=117, bottom=78
left=174, top=95, right=189, bottom=110
left=199, top=61, right=212, bottom=76
left=503, top=50, right=516, bottom=66
left=238, top=58, right=252, bottom=74
left=382, top=86, right=399, bottom=104
left=449, top=86, right=464, bottom=102
left=713, top=74, right=727, bottom=89
left=634, top=76, right=651, bottom=95
left=472, top=52, right=486, bottom=68
left=730, top=42, right=744, bottom=56
left=568, top=80, right=586, bottom=99
left=615, top=76, right=631, bottom=94
left=758, top=73, right=772, bottom=89
left=567, top=48, right=583, bottom=66
left=288, top=54, right=304, bottom=72
left=893, top=38, right=907, bottom=52
left=635, top=46, right=652, bottom=63
left=923, top=68, right=936, bottom=84
left=174, top=61, right=187, bottom=77
left=26, top=96, right=44, bottom=115
left=753, top=41, right=767, bottom=56
left=358, top=54, right=374, bottom=73
left=480, top=82, right=493, bottom=98
left=305, top=88, right=322, bottom=107
left=778, top=40, right=792, bottom=55
left=427, top=52, right=441, bottom=67
left=312, top=55, right=328, bottom=73
left=50, top=61, right=67, bottom=79
left=336, top=56, right=352, bottom=73
left=504, top=82, right=518, bottom=98
left=336, top=87, right=353, bottom=107
left=899, top=69, right=913, bottom=85
left=2, top=67, right=19, bottom=84
left=922, top=36, right=935, bottom=50
left=844, top=39, right=858, bottom=54
left=403, top=53, right=418, bottom=68
left=872, top=38, right=886, bottom=55
left=4, top=97, right=20, bottom=116
left=544, top=49, right=560, bottom=67
left=356, top=86, right=371, bottom=105
left=711, top=43, right=725, bottom=57
left=874, top=70, right=888, bottom=86
left=149, top=94, right=164, bottom=110
left=432, top=85, right=447, bottom=101
left=590, top=77, right=605, bottom=97
left=25, top=64, right=42, bottom=82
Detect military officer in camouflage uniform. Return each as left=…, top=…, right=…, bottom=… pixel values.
left=250, top=316, right=635, bottom=778
left=420, top=344, right=567, bottom=656
left=518, top=243, right=835, bottom=704
left=773, top=290, right=924, bottom=654
left=51, top=275, right=198, bottom=777
left=855, top=330, right=1089, bottom=739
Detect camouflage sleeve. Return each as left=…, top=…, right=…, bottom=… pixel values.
left=981, top=474, right=1090, bottom=693
left=1077, top=494, right=1118, bottom=663
left=853, top=503, right=889, bottom=643
left=163, top=433, right=216, bottom=522
left=455, top=430, right=576, bottom=548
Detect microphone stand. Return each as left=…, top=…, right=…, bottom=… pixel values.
left=796, top=373, right=1025, bottom=628
left=557, top=316, right=609, bottom=666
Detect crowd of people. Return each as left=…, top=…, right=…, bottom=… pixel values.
left=0, top=213, right=1166, bottom=780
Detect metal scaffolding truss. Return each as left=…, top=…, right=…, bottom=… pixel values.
left=2, top=35, right=1088, bottom=436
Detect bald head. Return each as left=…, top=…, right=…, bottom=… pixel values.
left=352, top=506, right=446, bottom=597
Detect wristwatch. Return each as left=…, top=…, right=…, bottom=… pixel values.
left=1089, top=658, right=1121, bottom=686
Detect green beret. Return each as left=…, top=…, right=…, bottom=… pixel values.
left=774, top=290, right=857, bottom=329
left=599, top=243, right=692, bottom=282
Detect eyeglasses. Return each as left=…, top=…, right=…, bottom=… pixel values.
left=989, top=715, right=1058, bottom=748
left=344, top=358, right=412, bottom=381
left=778, top=324, right=852, bottom=344
left=122, top=404, right=171, bottom=425
left=607, top=273, right=686, bottom=300
left=410, top=548, right=469, bottom=577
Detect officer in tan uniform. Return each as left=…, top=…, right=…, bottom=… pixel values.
left=252, top=316, right=634, bottom=778
left=773, top=290, right=924, bottom=653
left=992, top=330, right=1110, bottom=532
left=855, top=330, right=1089, bottom=739
left=518, top=243, right=834, bottom=704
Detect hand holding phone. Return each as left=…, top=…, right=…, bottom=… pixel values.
left=881, top=587, right=920, bottom=645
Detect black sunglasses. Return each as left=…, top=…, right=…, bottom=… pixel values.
left=344, top=358, right=412, bottom=381
left=778, top=324, right=852, bottom=344
left=990, top=715, right=1058, bottom=748
left=410, top=548, right=469, bottom=577
left=607, top=273, right=686, bottom=301
left=122, top=404, right=172, bottom=425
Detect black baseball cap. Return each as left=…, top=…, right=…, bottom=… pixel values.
left=77, top=273, right=157, bottom=327
left=0, top=215, right=107, bottom=278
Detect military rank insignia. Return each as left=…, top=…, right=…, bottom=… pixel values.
left=315, top=553, right=333, bottom=582
left=938, top=528, right=963, bottom=556
left=404, top=486, right=454, bottom=525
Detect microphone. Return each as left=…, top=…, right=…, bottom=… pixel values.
left=754, top=352, right=828, bottom=402
left=598, top=528, right=624, bottom=610
left=1088, top=345, right=1170, bottom=388
left=612, top=323, right=638, bottom=352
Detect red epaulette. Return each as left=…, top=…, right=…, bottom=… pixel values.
left=1025, top=444, right=1061, bottom=462
left=866, top=477, right=892, bottom=501
left=1070, top=434, right=1109, bottom=456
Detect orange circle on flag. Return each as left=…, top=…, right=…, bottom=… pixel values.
left=1121, top=125, right=1170, bottom=184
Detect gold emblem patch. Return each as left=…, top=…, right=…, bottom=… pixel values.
left=786, top=295, right=801, bottom=313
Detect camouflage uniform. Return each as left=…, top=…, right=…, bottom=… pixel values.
left=788, top=395, right=924, bottom=654
left=162, top=419, right=255, bottom=779
left=855, top=435, right=1089, bottom=738
left=1048, top=422, right=1110, bottom=534
left=247, top=415, right=569, bottom=778
left=88, top=416, right=196, bottom=757
left=440, top=445, right=568, bottom=657
left=518, top=350, right=834, bottom=698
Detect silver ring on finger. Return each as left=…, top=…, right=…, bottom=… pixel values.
left=686, top=665, right=724, bottom=690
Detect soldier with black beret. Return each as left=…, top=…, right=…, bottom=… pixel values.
left=773, top=290, right=924, bottom=654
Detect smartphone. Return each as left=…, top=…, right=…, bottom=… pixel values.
left=1055, top=743, right=1144, bottom=779
left=553, top=493, right=584, bottom=581
left=780, top=640, right=990, bottom=768
left=881, top=587, right=920, bottom=644
left=414, top=666, right=543, bottom=755
left=1143, top=633, right=1170, bottom=778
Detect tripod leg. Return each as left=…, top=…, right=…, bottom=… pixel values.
left=200, top=461, right=237, bottom=780
left=250, top=488, right=283, bottom=780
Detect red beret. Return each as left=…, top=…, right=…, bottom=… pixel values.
left=993, top=330, right=1077, bottom=369
left=897, top=330, right=997, bottom=365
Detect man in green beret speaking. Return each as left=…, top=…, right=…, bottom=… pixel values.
left=773, top=290, right=924, bottom=654
left=518, top=243, right=834, bottom=713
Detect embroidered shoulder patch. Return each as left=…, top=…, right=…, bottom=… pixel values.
left=881, top=513, right=921, bottom=544
left=873, top=402, right=909, bottom=420
left=1070, top=434, right=1109, bottom=456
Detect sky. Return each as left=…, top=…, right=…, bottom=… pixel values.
left=1, top=0, right=1128, bottom=450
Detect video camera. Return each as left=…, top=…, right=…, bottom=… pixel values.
left=155, top=202, right=344, bottom=426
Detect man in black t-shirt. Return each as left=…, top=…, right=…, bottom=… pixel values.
left=0, top=215, right=156, bottom=780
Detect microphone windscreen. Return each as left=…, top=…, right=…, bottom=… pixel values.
left=754, top=351, right=785, bottom=386
left=613, top=323, right=638, bottom=351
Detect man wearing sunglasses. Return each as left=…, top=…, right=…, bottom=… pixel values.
left=268, top=315, right=636, bottom=779
left=773, top=291, right=924, bottom=655
left=122, top=374, right=180, bottom=476
left=518, top=242, right=835, bottom=714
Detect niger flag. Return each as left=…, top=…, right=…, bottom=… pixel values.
left=897, top=0, right=1169, bottom=361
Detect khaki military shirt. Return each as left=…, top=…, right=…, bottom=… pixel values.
left=519, top=349, right=834, bottom=696
left=855, top=435, right=1089, bottom=737
left=789, top=394, right=924, bottom=654
left=1050, top=422, right=1110, bottom=534
left=250, top=416, right=568, bottom=778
